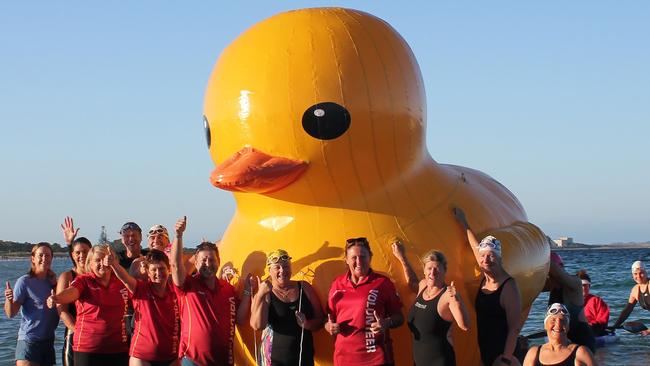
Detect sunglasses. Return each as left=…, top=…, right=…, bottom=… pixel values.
left=148, top=228, right=166, bottom=236
left=267, top=254, right=291, bottom=265
left=546, top=305, right=569, bottom=316
left=345, top=237, right=369, bottom=247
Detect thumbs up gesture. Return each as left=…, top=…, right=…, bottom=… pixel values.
left=325, top=313, right=340, bottom=336
left=447, top=281, right=458, bottom=301
left=370, top=310, right=389, bottom=334
left=4, top=281, right=13, bottom=303
left=46, top=289, right=57, bottom=309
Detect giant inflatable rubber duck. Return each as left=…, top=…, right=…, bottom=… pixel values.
left=203, top=7, right=549, bottom=365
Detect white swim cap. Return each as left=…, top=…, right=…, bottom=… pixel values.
left=477, top=236, right=501, bottom=257
left=544, top=303, right=570, bottom=325
left=631, top=261, right=645, bottom=273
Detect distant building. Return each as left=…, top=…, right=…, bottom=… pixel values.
left=553, top=237, right=574, bottom=247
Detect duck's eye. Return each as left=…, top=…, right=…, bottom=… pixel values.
left=203, top=115, right=211, bottom=148
left=302, top=102, right=350, bottom=140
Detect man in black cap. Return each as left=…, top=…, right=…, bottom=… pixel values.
left=118, top=222, right=149, bottom=270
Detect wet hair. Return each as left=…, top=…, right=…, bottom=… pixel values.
left=145, top=249, right=170, bottom=268
left=421, top=250, right=447, bottom=271
left=85, top=244, right=110, bottom=273
left=344, top=237, right=373, bottom=257
left=68, top=237, right=92, bottom=264
left=195, top=241, right=220, bottom=260
left=28, top=242, right=54, bottom=277
left=576, top=269, right=591, bottom=283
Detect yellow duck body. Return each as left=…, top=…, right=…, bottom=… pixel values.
left=203, top=7, right=549, bottom=365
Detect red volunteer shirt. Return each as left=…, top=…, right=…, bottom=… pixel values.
left=174, top=275, right=240, bottom=366
left=130, top=280, right=180, bottom=361
left=584, top=293, right=609, bottom=327
left=70, top=273, right=129, bottom=353
left=327, top=270, right=403, bottom=366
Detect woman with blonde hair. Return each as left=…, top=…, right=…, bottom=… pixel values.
left=48, top=244, right=129, bottom=366
left=392, top=242, right=470, bottom=365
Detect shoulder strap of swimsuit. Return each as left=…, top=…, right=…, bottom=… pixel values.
left=534, top=346, right=542, bottom=364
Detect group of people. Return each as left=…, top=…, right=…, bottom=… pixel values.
left=3, top=208, right=648, bottom=366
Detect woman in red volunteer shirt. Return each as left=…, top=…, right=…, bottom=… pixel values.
left=48, top=244, right=130, bottom=366
left=107, top=248, right=181, bottom=366
left=324, top=237, right=404, bottom=366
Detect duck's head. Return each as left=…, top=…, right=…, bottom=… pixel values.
left=204, top=8, right=429, bottom=201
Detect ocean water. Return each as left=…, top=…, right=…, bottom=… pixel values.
left=2, top=249, right=650, bottom=365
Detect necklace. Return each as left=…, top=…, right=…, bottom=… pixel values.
left=424, top=286, right=444, bottom=300
left=273, top=284, right=296, bottom=299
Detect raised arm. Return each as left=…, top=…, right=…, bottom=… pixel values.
left=60, top=216, right=79, bottom=245
left=500, top=280, right=522, bottom=365
left=170, top=216, right=187, bottom=288
left=390, top=240, right=419, bottom=294
left=548, top=261, right=581, bottom=292
left=444, top=281, right=470, bottom=331
left=107, top=248, right=137, bottom=293
left=250, top=276, right=272, bottom=330
left=452, top=207, right=481, bottom=264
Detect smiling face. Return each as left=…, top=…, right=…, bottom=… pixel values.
left=204, top=8, right=428, bottom=200
left=195, top=249, right=219, bottom=279
left=147, top=261, right=170, bottom=285
left=121, top=229, right=142, bottom=254
left=545, top=314, right=570, bottom=341
left=148, top=234, right=170, bottom=252
left=269, top=260, right=292, bottom=287
left=478, top=250, right=501, bottom=272
left=345, top=244, right=372, bottom=280
left=31, top=245, right=53, bottom=275
left=89, top=252, right=110, bottom=278
left=633, top=269, right=648, bottom=284
left=72, top=243, right=91, bottom=271
left=423, top=260, right=446, bottom=287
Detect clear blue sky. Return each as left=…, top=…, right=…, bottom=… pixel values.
left=1, top=1, right=648, bottom=246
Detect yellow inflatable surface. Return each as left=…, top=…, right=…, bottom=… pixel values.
left=203, top=7, right=549, bottom=365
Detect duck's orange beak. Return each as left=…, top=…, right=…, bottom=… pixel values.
left=210, top=146, right=308, bottom=194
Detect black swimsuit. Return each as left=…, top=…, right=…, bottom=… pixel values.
left=407, top=286, right=455, bottom=366
left=268, top=282, right=315, bottom=366
left=533, top=345, right=579, bottom=366
left=638, top=285, right=650, bottom=310
left=548, top=289, right=595, bottom=352
left=476, top=277, right=512, bottom=366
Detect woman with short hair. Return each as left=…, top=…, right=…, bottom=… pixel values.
left=392, top=242, right=470, bottom=365
left=325, top=237, right=404, bottom=366
left=5, top=242, right=59, bottom=366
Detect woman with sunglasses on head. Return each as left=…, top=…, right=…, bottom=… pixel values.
left=453, top=208, right=522, bottom=366
left=5, top=242, right=59, bottom=366
left=57, top=216, right=93, bottom=366
left=325, top=237, right=404, bottom=366
left=391, top=241, right=470, bottom=365
left=523, top=303, right=597, bottom=366
left=250, top=249, right=324, bottom=366
left=48, top=244, right=130, bottom=366
left=611, top=260, right=650, bottom=336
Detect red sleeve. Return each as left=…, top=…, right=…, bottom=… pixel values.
left=381, top=278, right=403, bottom=315
left=129, top=279, right=146, bottom=299
left=592, top=296, right=610, bottom=326
left=70, top=275, right=87, bottom=299
left=326, top=277, right=342, bottom=321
